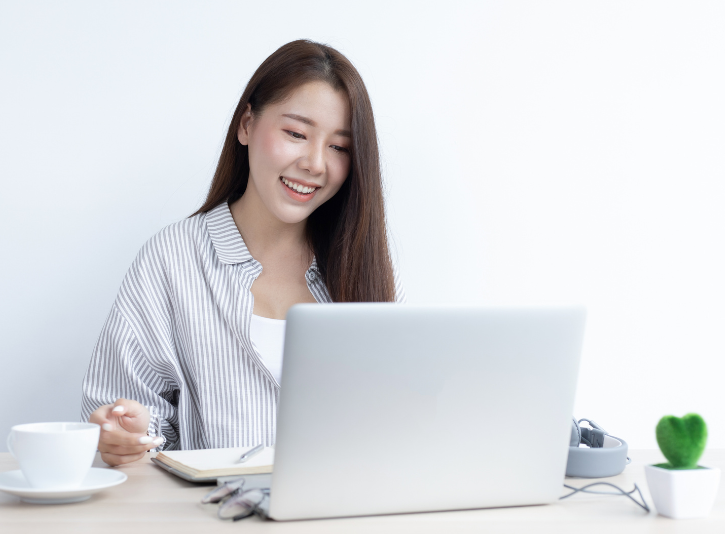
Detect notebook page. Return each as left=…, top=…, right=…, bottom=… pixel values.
left=160, top=447, right=274, bottom=471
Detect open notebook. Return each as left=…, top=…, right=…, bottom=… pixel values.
left=151, top=447, right=274, bottom=482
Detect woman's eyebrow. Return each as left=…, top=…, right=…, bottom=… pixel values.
left=282, top=113, right=351, bottom=138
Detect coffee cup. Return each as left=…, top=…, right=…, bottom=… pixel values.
left=6, top=422, right=100, bottom=489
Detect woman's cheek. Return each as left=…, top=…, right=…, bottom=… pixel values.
left=260, top=130, right=294, bottom=166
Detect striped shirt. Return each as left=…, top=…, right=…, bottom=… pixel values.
left=80, top=201, right=405, bottom=450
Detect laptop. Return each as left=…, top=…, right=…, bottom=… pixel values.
left=265, top=304, right=586, bottom=521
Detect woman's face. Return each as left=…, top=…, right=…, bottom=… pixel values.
left=238, top=81, right=352, bottom=225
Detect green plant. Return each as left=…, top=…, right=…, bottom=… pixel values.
left=654, top=413, right=708, bottom=470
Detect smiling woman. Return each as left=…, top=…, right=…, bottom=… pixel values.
left=80, top=40, right=404, bottom=466
left=196, top=40, right=396, bottom=304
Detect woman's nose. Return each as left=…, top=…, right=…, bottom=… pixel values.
left=300, top=142, right=325, bottom=176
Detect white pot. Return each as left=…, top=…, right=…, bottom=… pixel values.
left=644, top=464, right=721, bottom=519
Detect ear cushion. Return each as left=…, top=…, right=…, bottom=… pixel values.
left=566, top=434, right=629, bottom=478
left=570, top=417, right=581, bottom=447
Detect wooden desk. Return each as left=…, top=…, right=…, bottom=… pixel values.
left=1, top=450, right=724, bottom=533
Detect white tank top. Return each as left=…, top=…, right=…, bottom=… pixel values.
left=250, top=314, right=286, bottom=384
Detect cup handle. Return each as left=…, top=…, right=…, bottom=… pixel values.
left=6, top=430, right=15, bottom=458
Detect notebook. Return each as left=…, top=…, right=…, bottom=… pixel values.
left=151, top=447, right=274, bottom=483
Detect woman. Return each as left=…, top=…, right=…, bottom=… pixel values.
left=81, top=39, right=404, bottom=466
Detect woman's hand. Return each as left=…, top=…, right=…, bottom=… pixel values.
left=88, top=398, right=162, bottom=466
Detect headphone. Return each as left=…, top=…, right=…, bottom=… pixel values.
left=566, top=418, right=630, bottom=478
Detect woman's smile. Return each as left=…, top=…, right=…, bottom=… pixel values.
left=279, top=176, right=320, bottom=202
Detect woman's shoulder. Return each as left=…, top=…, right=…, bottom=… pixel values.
left=145, top=211, right=207, bottom=251
left=127, top=210, right=213, bottom=281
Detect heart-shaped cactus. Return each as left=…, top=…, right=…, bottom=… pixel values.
left=655, top=413, right=708, bottom=469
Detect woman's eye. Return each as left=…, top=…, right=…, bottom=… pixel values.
left=331, top=145, right=350, bottom=154
left=285, top=130, right=305, bottom=139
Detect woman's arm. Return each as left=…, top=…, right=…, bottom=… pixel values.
left=81, top=303, right=180, bottom=465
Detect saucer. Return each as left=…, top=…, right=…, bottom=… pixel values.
left=0, top=468, right=127, bottom=504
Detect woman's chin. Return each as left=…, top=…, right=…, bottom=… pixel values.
left=272, top=205, right=317, bottom=225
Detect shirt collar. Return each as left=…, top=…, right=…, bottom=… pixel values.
left=205, top=201, right=254, bottom=265
left=205, top=201, right=320, bottom=274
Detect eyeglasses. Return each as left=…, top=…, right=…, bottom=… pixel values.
left=201, top=478, right=270, bottom=521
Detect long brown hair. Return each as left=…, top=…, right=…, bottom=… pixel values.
left=190, top=39, right=395, bottom=302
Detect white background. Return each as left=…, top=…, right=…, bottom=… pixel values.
left=1, top=1, right=724, bottom=451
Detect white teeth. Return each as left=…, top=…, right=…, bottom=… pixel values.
left=281, top=177, right=315, bottom=194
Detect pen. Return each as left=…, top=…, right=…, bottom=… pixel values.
left=237, top=443, right=264, bottom=464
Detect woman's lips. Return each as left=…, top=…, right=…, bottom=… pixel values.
left=279, top=176, right=319, bottom=203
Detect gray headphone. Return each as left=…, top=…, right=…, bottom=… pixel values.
left=566, top=418, right=630, bottom=478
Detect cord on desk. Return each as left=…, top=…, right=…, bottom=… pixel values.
left=560, top=482, right=650, bottom=513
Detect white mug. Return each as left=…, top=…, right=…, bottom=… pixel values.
left=6, top=422, right=100, bottom=489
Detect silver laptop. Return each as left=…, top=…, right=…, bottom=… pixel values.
left=267, top=304, right=586, bottom=521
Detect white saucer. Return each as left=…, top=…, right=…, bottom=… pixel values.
left=0, top=468, right=128, bottom=504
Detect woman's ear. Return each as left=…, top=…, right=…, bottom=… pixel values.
left=237, top=103, right=253, bottom=146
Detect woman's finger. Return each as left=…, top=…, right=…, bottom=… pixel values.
left=111, top=398, right=146, bottom=418
left=98, top=437, right=159, bottom=455
left=101, top=429, right=163, bottom=449
left=110, top=398, right=150, bottom=434
left=100, top=451, right=147, bottom=467
left=99, top=439, right=162, bottom=455
left=100, top=428, right=146, bottom=447
left=98, top=442, right=141, bottom=455
left=88, top=404, right=114, bottom=427
left=98, top=442, right=153, bottom=455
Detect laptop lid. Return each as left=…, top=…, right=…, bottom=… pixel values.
left=268, top=304, right=586, bottom=521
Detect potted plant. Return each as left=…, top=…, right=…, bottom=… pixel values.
left=644, top=413, right=721, bottom=519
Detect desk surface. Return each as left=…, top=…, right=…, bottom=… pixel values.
left=1, top=450, right=724, bottom=533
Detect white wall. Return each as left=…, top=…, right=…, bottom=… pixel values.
left=1, top=1, right=723, bottom=451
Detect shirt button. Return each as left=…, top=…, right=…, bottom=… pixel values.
left=308, top=271, right=317, bottom=281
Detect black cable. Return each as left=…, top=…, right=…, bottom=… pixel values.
left=560, top=482, right=650, bottom=513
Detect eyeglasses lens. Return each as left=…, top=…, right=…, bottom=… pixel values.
left=201, top=478, right=245, bottom=504
left=218, top=488, right=267, bottom=521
